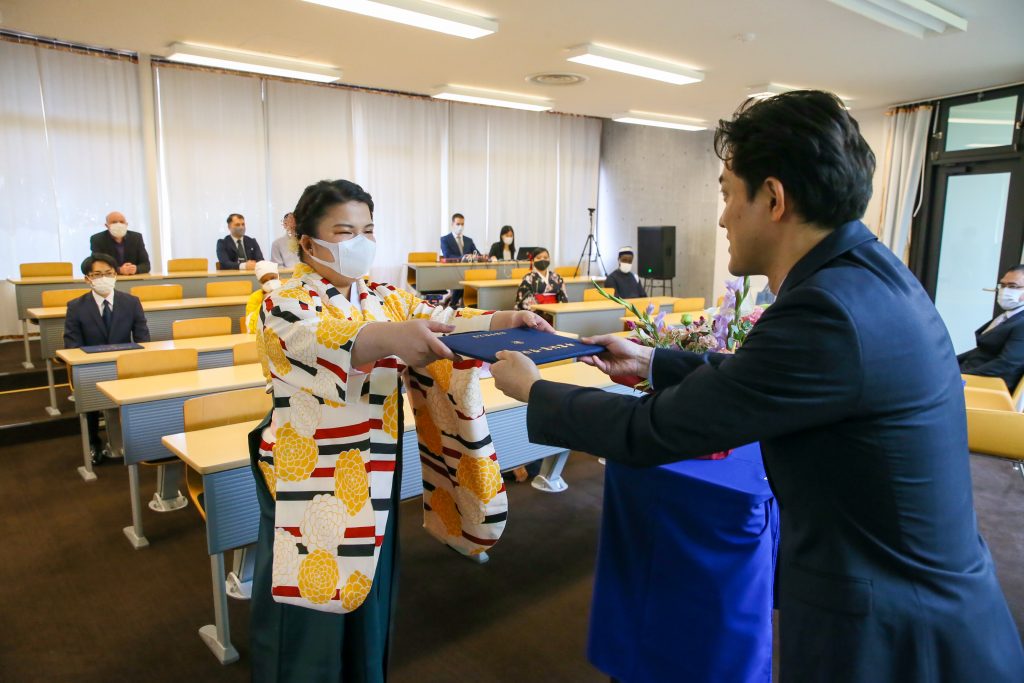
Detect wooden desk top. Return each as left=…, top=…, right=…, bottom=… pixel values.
left=10, top=269, right=291, bottom=286
left=27, top=295, right=249, bottom=320
left=406, top=260, right=532, bottom=269
left=531, top=296, right=680, bottom=315
left=98, top=363, right=264, bottom=406
left=162, top=361, right=617, bottom=475
left=57, top=333, right=252, bottom=366
left=458, top=276, right=596, bottom=288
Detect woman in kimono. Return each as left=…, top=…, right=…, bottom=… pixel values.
left=514, top=248, right=568, bottom=310
left=250, top=179, right=550, bottom=682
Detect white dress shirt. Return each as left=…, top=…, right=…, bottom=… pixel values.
left=92, top=289, right=115, bottom=314
left=984, top=305, right=1024, bottom=334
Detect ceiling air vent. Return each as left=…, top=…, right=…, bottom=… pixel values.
left=527, top=72, right=587, bottom=86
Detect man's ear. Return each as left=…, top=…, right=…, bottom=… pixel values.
left=763, top=177, right=786, bottom=221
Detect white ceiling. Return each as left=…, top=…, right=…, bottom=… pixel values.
left=3, top=0, right=1022, bottom=121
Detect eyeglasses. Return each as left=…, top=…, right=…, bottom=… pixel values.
left=87, top=271, right=116, bottom=279
left=997, top=283, right=1024, bottom=290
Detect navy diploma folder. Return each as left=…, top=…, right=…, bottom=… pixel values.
left=80, top=343, right=144, bottom=354
left=440, top=328, right=605, bottom=364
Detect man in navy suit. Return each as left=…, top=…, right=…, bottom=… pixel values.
left=492, top=91, right=1024, bottom=681
left=89, top=211, right=151, bottom=275
left=958, top=264, right=1024, bottom=391
left=439, top=213, right=479, bottom=259
left=64, top=253, right=150, bottom=464
left=216, top=213, right=264, bottom=270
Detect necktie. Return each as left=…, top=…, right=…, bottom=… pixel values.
left=237, top=239, right=247, bottom=260
left=102, top=300, right=112, bottom=331
left=984, top=313, right=1008, bottom=335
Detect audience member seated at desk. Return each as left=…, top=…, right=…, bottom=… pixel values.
left=89, top=210, right=151, bottom=275
left=216, top=213, right=264, bottom=270
left=63, top=253, right=150, bottom=464
left=487, top=225, right=516, bottom=261
left=270, top=212, right=300, bottom=268
left=958, top=264, right=1024, bottom=390
left=440, top=212, right=479, bottom=259
left=604, top=245, right=647, bottom=299
left=515, top=248, right=568, bottom=310
left=245, top=261, right=281, bottom=334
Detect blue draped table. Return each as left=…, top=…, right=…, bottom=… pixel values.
left=588, top=443, right=778, bottom=683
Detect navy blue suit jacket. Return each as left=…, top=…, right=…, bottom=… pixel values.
left=217, top=235, right=264, bottom=270
left=439, top=233, right=478, bottom=259
left=63, top=290, right=150, bottom=348
left=528, top=221, right=1023, bottom=681
left=89, top=230, right=151, bottom=274
left=958, top=311, right=1024, bottom=390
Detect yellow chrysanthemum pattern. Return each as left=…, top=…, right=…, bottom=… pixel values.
left=258, top=460, right=277, bottom=499
left=456, top=455, right=502, bottom=504
left=428, top=359, right=453, bottom=393
left=333, top=449, right=369, bottom=516
left=263, top=327, right=291, bottom=375
left=273, top=422, right=319, bottom=481
left=297, top=549, right=339, bottom=605
left=382, top=391, right=399, bottom=438
left=382, top=293, right=408, bottom=322
left=415, top=408, right=443, bottom=456
left=430, top=489, right=462, bottom=537
left=341, top=570, right=373, bottom=611
left=457, top=307, right=486, bottom=319
left=316, top=314, right=360, bottom=350
left=256, top=322, right=272, bottom=379
left=277, top=287, right=313, bottom=305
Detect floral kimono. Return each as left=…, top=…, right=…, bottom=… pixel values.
left=515, top=270, right=568, bottom=310
left=250, top=262, right=508, bottom=680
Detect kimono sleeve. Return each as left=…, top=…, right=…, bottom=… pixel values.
left=375, top=283, right=493, bottom=333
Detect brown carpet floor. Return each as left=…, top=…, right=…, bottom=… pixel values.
left=1, top=435, right=1022, bottom=682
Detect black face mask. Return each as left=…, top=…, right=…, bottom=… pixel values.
left=534, top=260, right=550, bottom=272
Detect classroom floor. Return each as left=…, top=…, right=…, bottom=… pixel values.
left=1, top=433, right=1022, bottom=682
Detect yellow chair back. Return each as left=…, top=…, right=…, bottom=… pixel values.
left=408, top=252, right=437, bottom=263
left=961, top=374, right=1008, bottom=392
left=512, top=268, right=530, bottom=279
left=41, top=288, right=90, bottom=307
left=20, top=262, right=73, bottom=278
left=555, top=265, right=579, bottom=278
left=117, top=348, right=198, bottom=380
left=167, top=258, right=208, bottom=272
left=232, top=340, right=258, bottom=365
left=183, top=386, right=272, bottom=432
left=240, top=316, right=249, bottom=333
left=1013, top=378, right=1024, bottom=412
left=464, top=269, right=498, bottom=282
left=584, top=288, right=611, bottom=301
left=673, top=297, right=706, bottom=311
left=131, top=284, right=183, bottom=301
left=966, top=408, right=1024, bottom=460
left=172, top=316, right=232, bottom=340
left=964, top=387, right=1015, bottom=412
left=206, top=280, right=253, bottom=297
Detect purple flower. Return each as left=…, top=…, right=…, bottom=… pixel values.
left=654, top=310, right=666, bottom=329
left=645, top=302, right=656, bottom=316
left=626, top=320, right=636, bottom=330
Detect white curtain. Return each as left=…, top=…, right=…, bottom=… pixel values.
left=877, top=105, right=933, bottom=260
left=557, top=116, right=603, bottom=273
left=155, top=66, right=269, bottom=265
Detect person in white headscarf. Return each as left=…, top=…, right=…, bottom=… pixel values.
left=246, top=260, right=281, bottom=334
left=603, top=246, right=647, bottom=299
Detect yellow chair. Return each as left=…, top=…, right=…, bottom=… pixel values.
left=464, top=269, right=498, bottom=282
left=674, top=297, right=706, bottom=311
left=408, top=251, right=438, bottom=263
left=20, top=262, right=73, bottom=278
left=966, top=408, right=1024, bottom=461
left=240, top=316, right=249, bottom=333
left=183, top=387, right=273, bottom=519
left=965, top=387, right=1016, bottom=412
left=1013, top=378, right=1024, bottom=412
left=117, top=348, right=198, bottom=379
left=555, top=265, right=579, bottom=278
left=962, top=374, right=1009, bottom=392
left=131, top=284, right=183, bottom=301
left=512, top=267, right=530, bottom=279
left=584, top=288, right=612, bottom=301
left=167, top=258, right=208, bottom=272
left=232, top=340, right=258, bottom=365
left=206, top=280, right=253, bottom=297
left=172, top=316, right=232, bottom=340
left=41, top=288, right=90, bottom=307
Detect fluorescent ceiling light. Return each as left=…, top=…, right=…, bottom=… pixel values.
left=166, top=42, right=342, bottom=82
left=432, top=85, right=551, bottom=111
left=301, top=0, right=497, bottom=39
left=566, top=44, right=703, bottom=85
left=826, top=0, right=967, bottom=38
left=612, top=112, right=706, bottom=132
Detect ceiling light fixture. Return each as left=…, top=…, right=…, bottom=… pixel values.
left=166, top=42, right=342, bottom=82
left=612, top=111, right=707, bottom=132
left=566, top=44, right=704, bottom=85
left=825, top=0, right=967, bottom=39
left=301, top=0, right=497, bottom=39
left=431, top=85, right=551, bottom=111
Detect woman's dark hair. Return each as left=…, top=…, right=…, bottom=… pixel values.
left=292, top=180, right=375, bottom=263
left=81, top=253, right=117, bottom=275
left=531, top=247, right=549, bottom=262
left=714, top=90, right=875, bottom=229
left=499, top=225, right=516, bottom=255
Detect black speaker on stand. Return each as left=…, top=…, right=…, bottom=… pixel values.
left=638, top=225, right=675, bottom=296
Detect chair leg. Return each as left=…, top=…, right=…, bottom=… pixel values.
left=149, top=462, right=189, bottom=512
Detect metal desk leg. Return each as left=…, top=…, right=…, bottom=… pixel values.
left=199, top=552, right=240, bottom=665
left=76, top=413, right=97, bottom=482
left=532, top=450, right=570, bottom=493
left=21, top=320, right=34, bottom=369
left=44, top=359, right=60, bottom=416
left=122, top=463, right=150, bottom=549
left=149, top=462, right=188, bottom=512
left=226, top=544, right=255, bottom=600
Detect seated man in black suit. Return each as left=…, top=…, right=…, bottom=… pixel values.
left=958, top=264, right=1024, bottom=391
left=89, top=211, right=151, bottom=275
left=439, top=212, right=479, bottom=259
left=64, top=253, right=151, bottom=464
left=604, top=245, right=647, bottom=299
left=216, top=213, right=264, bottom=270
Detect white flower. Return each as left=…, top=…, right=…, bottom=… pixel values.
left=427, top=383, right=458, bottom=435
left=453, top=486, right=486, bottom=525
left=423, top=506, right=448, bottom=540
left=313, top=366, right=343, bottom=404
left=300, top=494, right=348, bottom=552
left=289, top=389, right=321, bottom=438
left=449, top=366, right=484, bottom=419
left=272, top=528, right=301, bottom=586
left=284, top=322, right=318, bottom=367
left=429, top=305, right=456, bottom=326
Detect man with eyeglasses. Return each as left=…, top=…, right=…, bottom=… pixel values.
left=958, top=264, right=1024, bottom=391
left=64, top=253, right=150, bottom=464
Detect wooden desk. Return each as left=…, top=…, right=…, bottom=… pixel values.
left=98, top=363, right=265, bottom=549
left=460, top=276, right=597, bottom=310
left=161, top=361, right=636, bottom=664
left=405, top=260, right=530, bottom=292
left=56, top=333, right=252, bottom=482
left=532, top=296, right=682, bottom=337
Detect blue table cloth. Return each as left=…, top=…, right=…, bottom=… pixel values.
left=588, top=443, right=778, bottom=683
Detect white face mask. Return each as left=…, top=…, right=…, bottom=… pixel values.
left=308, top=234, right=376, bottom=279
left=502, top=235, right=514, bottom=246
left=108, top=222, right=128, bottom=239
left=262, top=279, right=283, bottom=293
left=453, top=224, right=465, bottom=237
left=91, top=276, right=116, bottom=297
left=997, top=287, right=1024, bottom=311
left=619, top=262, right=633, bottom=274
